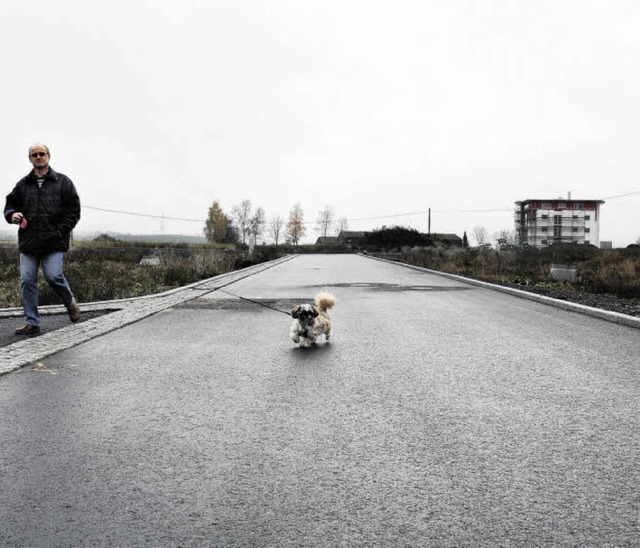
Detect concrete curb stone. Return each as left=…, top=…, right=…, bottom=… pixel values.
left=361, top=253, right=640, bottom=330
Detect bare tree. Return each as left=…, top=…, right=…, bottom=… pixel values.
left=472, top=225, right=488, bottom=246
left=286, top=202, right=306, bottom=245
left=335, top=216, right=349, bottom=236
left=248, top=207, right=266, bottom=246
left=315, top=205, right=335, bottom=237
left=493, top=229, right=515, bottom=246
left=231, top=199, right=252, bottom=244
left=269, top=214, right=285, bottom=245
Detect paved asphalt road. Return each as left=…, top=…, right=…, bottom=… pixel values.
left=1, top=254, right=639, bottom=547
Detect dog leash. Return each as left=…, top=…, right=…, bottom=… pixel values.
left=216, top=289, right=292, bottom=316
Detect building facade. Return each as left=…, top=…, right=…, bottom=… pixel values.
left=515, top=198, right=604, bottom=248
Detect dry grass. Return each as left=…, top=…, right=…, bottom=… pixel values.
left=0, top=244, right=242, bottom=307
left=376, top=245, right=640, bottom=299
left=1, top=242, right=638, bottom=308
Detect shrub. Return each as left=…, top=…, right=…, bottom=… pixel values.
left=372, top=246, right=640, bottom=299
left=0, top=244, right=244, bottom=307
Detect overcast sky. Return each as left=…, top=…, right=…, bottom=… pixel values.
left=2, top=0, right=639, bottom=245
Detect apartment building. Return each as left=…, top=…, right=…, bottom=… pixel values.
left=515, top=197, right=604, bottom=248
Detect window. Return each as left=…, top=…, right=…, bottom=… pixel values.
left=585, top=214, right=591, bottom=220
left=541, top=214, right=548, bottom=220
left=542, top=202, right=551, bottom=209
left=554, top=226, right=562, bottom=236
left=572, top=215, right=579, bottom=219
left=541, top=240, right=547, bottom=245
left=572, top=227, right=578, bottom=232
left=554, top=215, right=562, bottom=224
left=585, top=227, right=590, bottom=233
left=558, top=202, right=566, bottom=209
left=574, top=202, right=584, bottom=209
left=541, top=227, right=548, bottom=232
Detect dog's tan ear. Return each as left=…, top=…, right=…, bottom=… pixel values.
left=312, top=306, right=319, bottom=317
left=291, top=305, right=301, bottom=318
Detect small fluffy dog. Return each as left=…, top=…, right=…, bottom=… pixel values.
left=290, top=292, right=336, bottom=348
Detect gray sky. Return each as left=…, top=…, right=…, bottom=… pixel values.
left=2, top=0, right=639, bottom=245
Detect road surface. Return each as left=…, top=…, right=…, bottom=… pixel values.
left=1, top=254, right=639, bottom=546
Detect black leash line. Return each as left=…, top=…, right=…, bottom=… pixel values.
left=187, top=254, right=298, bottom=304
left=216, top=289, right=291, bottom=316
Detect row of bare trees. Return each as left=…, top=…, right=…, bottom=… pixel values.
left=205, top=200, right=515, bottom=248
left=472, top=225, right=517, bottom=247
left=315, top=205, right=349, bottom=238
left=204, top=200, right=348, bottom=245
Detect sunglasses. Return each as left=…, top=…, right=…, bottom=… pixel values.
left=30, top=152, right=47, bottom=158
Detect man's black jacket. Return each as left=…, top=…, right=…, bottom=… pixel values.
left=4, top=168, right=81, bottom=253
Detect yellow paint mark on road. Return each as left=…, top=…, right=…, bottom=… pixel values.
left=32, top=362, right=58, bottom=375
left=23, top=362, right=82, bottom=375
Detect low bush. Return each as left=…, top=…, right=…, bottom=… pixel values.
left=1, top=242, right=637, bottom=308
left=373, top=245, right=640, bottom=299
left=0, top=244, right=245, bottom=307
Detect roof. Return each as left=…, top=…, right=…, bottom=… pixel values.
left=430, top=233, right=462, bottom=242
left=516, top=199, right=605, bottom=205
left=338, top=231, right=366, bottom=239
left=315, top=236, right=339, bottom=245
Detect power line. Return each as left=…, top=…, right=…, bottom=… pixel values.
left=345, top=207, right=511, bottom=223
left=84, top=205, right=202, bottom=223
left=84, top=204, right=511, bottom=226
left=603, top=190, right=640, bottom=200
left=84, top=192, right=638, bottom=227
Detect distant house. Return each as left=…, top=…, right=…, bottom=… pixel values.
left=337, top=231, right=367, bottom=247
left=315, top=236, right=339, bottom=246
left=515, top=197, right=605, bottom=248
left=427, top=233, right=463, bottom=247
left=333, top=230, right=462, bottom=249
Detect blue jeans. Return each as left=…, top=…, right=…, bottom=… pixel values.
left=20, top=252, right=75, bottom=327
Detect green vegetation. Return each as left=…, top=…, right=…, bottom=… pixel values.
left=0, top=241, right=244, bottom=308
left=0, top=237, right=638, bottom=309
left=374, top=244, right=640, bottom=300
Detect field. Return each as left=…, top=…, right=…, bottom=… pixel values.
left=367, top=244, right=640, bottom=316
left=1, top=241, right=638, bottom=315
left=0, top=242, right=244, bottom=308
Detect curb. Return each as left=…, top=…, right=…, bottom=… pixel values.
left=361, top=254, right=640, bottom=330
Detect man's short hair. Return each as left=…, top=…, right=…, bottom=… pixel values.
left=28, top=143, right=50, bottom=157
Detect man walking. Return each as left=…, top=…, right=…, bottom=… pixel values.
left=4, top=144, right=81, bottom=334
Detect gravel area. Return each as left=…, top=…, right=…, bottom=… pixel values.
left=483, top=279, right=640, bottom=318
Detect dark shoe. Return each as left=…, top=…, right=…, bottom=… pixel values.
left=68, top=299, right=81, bottom=322
left=15, top=324, right=40, bottom=335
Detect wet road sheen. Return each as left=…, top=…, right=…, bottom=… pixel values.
left=1, top=254, right=639, bottom=546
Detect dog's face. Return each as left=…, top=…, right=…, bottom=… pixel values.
left=291, top=304, right=319, bottom=325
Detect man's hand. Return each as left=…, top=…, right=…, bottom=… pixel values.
left=11, top=212, right=27, bottom=228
